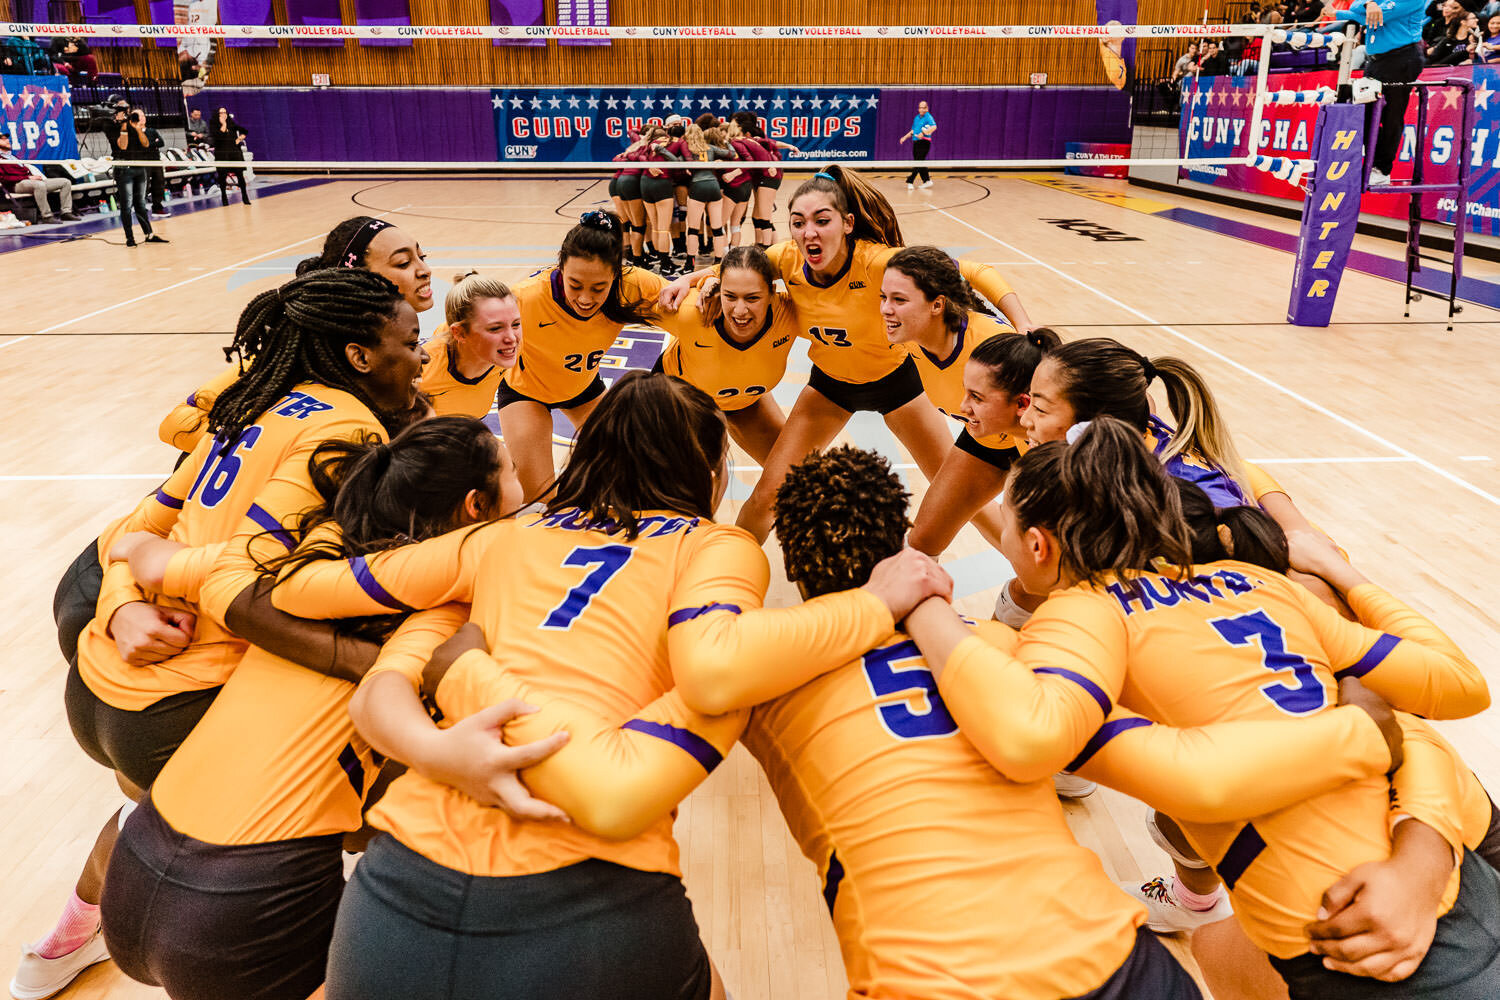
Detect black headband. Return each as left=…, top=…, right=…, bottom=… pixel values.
left=338, top=218, right=394, bottom=269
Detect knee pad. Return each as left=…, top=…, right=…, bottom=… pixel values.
left=752, top=218, right=775, bottom=231
left=710, top=226, right=725, bottom=238
left=673, top=207, right=687, bottom=223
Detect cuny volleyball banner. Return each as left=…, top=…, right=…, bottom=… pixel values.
left=0, top=75, right=78, bottom=159
left=1179, top=65, right=1500, bottom=236
left=491, top=87, right=880, bottom=161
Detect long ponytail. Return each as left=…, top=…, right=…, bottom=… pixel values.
left=789, top=164, right=904, bottom=247
left=1008, top=416, right=1195, bottom=587
left=1152, top=357, right=1251, bottom=499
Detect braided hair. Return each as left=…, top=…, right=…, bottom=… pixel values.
left=208, top=268, right=405, bottom=453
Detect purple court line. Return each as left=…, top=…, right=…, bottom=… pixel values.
left=0, top=178, right=334, bottom=256
left=1152, top=205, right=1500, bottom=312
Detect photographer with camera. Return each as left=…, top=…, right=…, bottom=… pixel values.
left=209, top=107, right=252, bottom=206
left=109, top=103, right=167, bottom=247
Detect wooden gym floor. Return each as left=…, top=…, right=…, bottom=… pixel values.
left=3, top=171, right=1499, bottom=999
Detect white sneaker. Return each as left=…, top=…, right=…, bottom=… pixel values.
left=1052, top=772, right=1097, bottom=798
left=1368, top=167, right=1391, bottom=186
left=1120, top=876, right=1233, bottom=934
left=10, top=928, right=110, bottom=1000
left=906, top=182, right=914, bottom=190
left=920, top=180, right=934, bottom=189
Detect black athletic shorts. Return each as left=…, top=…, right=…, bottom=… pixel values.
left=1270, top=849, right=1500, bottom=1000
left=808, top=355, right=924, bottom=415
left=754, top=171, right=783, bottom=190
left=54, top=536, right=103, bottom=663
left=326, top=834, right=713, bottom=1000
left=1477, top=795, right=1500, bottom=870
left=1068, top=928, right=1202, bottom=1000
left=102, top=794, right=344, bottom=1000
left=687, top=177, right=720, bottom=204
left=721, top=181, right=753, bottom=204
left=953, top=426, right=1022, bottom=471
left=608, top=176, right=621, bottom=199
left=64, top=660, right=220, bottom=791
left=617, top=174, right=642, bottom=201
left=640, top=174, right=675, bottom=204
left=495, top=374, right=606, bottom=412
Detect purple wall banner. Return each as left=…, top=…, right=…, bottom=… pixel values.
left=0, top=75, right=79, bottom=159
left=558, top=0, right=609, bottom=47
left=1287, top=103, right=1363, bottom=326
left=186, top=86, right=1130, bottom=165
left=82, top=0, right=141, bottom=46
left=285, top=0, right=346, bottom=46
left=218, top=0, right=276, bottom=47
left=146, top=0, right=178, bottom=49
left=490, top=0, right=544, bottom=47
left=354, top=0, right=413, bottom=47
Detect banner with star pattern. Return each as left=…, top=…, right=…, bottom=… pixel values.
left=491, top=87, right=879, bottom=162
left=0, top=75, right=78, bottom=159
left=1180, top=65, right=1500, bottom=236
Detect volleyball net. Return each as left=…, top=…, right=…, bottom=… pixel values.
left=0, top=19, right=1355, bottom=174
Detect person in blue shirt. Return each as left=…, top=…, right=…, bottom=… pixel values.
left=899, top=102, right=938, bottom=190
left=1335, top=0, right=1427, bottom=184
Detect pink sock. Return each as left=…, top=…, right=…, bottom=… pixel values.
left=1170, top=877, right=1226, bottom=912
left=35, top=891, right=100, bottom=959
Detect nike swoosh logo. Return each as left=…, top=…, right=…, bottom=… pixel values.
left=539, top=320, right=557, bottom=327
left=694, top=342, right=712, bottom=348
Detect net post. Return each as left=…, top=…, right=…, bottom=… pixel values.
left=1245, top=24, right=1273, bottom=164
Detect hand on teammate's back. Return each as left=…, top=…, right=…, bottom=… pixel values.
left=107, top=600, right=195, bottom=666
left=414, top=699, right=572, bottom=822
left=862, top=547, right=953, bottom=623
left=1304, top=818, right=1453, bottom=981
left=1336, top=677, right=1403, bottom=772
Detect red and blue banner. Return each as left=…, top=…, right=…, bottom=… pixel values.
left=492, top=87, right=880, bottom=162
left=0, top=75, right=78, bottom=159
left=1180, top=65, right=1500, bottom=236
left=1065, top=141, right=1130, bottom=177
left=1287, top=103, right=1363, bottom=326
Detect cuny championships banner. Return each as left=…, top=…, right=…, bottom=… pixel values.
left=1180, top=65, right=1500, bottom=236
left=0, top=74, right=79, bottom=159
left=492, top=86, right=880, bottom=161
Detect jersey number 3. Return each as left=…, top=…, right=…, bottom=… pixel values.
left=1209, top=609, right=1326, bottom=716
left=541, top=544, right=635, bottom=629
left=861, top=639, right=958, bottom=740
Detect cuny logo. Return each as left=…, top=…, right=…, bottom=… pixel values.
left=505, top=144, right=538, bottom=159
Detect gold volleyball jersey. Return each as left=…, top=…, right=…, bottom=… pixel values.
left=505, top=266, right=665, bottom=405
left=269, top=509, right=893, bottom=877
left=152, top=596, right=468, bottom=845
left=654, top=288, right=799, bottom=412
left=939, top=562, right=1486, bottom=957
left=420, top=334, right=503, bottom=419
left=765, top=240, right=1017, bottom=385
left=80, top=383, right=384, bottom=711
left=907, top=310, right=1019, bottom=451
left=158, top=365, right=240, bottom=453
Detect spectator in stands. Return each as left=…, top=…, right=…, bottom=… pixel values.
left=209, top=107, right=252, bottom=206
left=186, top=109, right=209, bottom=147
left=2, top=36, right=52, bottom=75
left=0, top=132, right=81, bottom=224
left=109, top=104, right=167, bottom=246
left=1424, top=0, right=1466, bottom=45
left=48, top=36, right=97, bottom=80
left=1160, top=41, right=1199, bottom=109
left=1477, top=12, right=1500, bottom=57
left=1428, top=4, right=1480, bottom=59
left=1198, top=39, right=1232, bottom=73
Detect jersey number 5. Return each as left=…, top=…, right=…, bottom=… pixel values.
left=861, top=639, right=958, bottom=740
left=187, top=426, right=262, bottom=509
left=541, top=544, right=635, bottom=629
left=1209, top=609, right=1327, bottom=716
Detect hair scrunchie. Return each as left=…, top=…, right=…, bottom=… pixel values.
left=1065, top=420, right=1093, bottom=445
left=1139, top=353, right=1158, bottom=386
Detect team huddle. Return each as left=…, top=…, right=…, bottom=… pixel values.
left=14, top=163, right=1499, bottom=1000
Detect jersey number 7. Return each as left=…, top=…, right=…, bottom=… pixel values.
left=541, top=544, right=635, bottom=630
